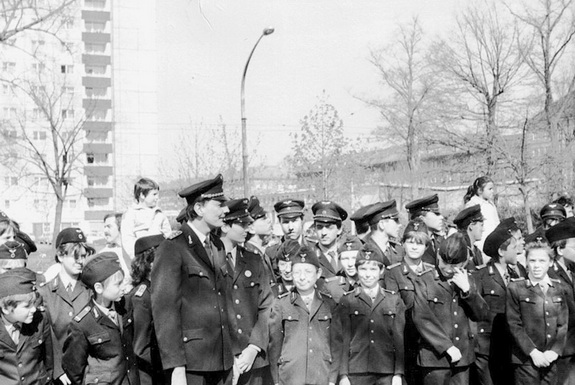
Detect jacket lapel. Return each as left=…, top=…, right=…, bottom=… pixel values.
left=183, top=223, right=214, bottom=271
left=233, top=249, right=247, bottom=284
left=489, top=262, right=506, bottom=289
left=0, top=324, right=16, bottom=350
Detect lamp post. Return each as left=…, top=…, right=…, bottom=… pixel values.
left=241, top=27, right=274, bottom=197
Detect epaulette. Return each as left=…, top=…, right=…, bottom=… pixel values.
left=387, top=262, right=401, bottom=269
left=510, top=277, right=525, bottom=282
left=38, top=281, right=47, bottom=288
left=278, top=291, right=290, bottom=299
left=167, top=230, right=182, bottom=240
left=135, top=284, right=147, bottom=297
left=320, top=291, right=332, bottom=299
left=550, top=278, right=561, bottom=283
left=343, top=289, right=355, bottom=296
left=475, top=264, right=487, bottom=270
left=74, top=306, right=91, bottom=322
left=382, top=288, right=396, bottom=295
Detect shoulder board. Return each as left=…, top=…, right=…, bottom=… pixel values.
left=510, top=277, right=525, bottom=282
left=167, top=230, right=182, bottom=240
left=343, top=289, right=355, bottom=296
left=550, top=278, right=561, bottom=283
left=382, top=288, right=396, bottom=295
left=38, top=281, right=47, bottom=288
left=320, top=291, right=333, bottom=299
left=423, top=262, right=435, bottom=269
left=135, top=284, right=147, bottom=297
left=474, top=264, right=487, bottom=270
left=420, top=268, right=434, bottom=276
left=387, top=262, right=401, bottom=269
left=74, top=306, right=91, bottom=322
left=278, top=291, right=290, bottom=299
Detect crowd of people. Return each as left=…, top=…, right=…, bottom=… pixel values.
left=0, top=174, right=575, bottom=385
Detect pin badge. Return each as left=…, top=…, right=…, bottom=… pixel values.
left=245, top=270, right=252, bottom=278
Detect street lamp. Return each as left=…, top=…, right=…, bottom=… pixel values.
left=241, top=27, right=274, bottom=197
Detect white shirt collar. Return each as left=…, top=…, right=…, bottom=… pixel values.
left=58, top=271, right=78, bottom=291
left=530, top=275, right=552, bottom=287
left=93, top=300, right=116, bottom=318
left=189, top=222, right=207, bottom=245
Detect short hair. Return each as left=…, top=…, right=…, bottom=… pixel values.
left=0, top=291, right=38, bottom=311
left=103, top=213, right=123, bottom=231
left=402, top=230, right=430, bottom=245
left=551, top=239, right=568, bottom=258
left=315, top=220, right=342, bottom=230
left=55, top=242, right=95, bottom=264
left=0, top=219, right=18, bottom=238
left=134, top=177, right=160, bottom=201
left=356, top=259, right=384, bottom=269
left=186, top=198, right=209, bottom=221
left=493, top=237, right=515, bottom=261
left=131, top=247, right=157, bottom=287
left=525, top=244, right=552, bottom=260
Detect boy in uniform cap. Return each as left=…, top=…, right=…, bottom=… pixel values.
left=151, top=174, right=235, bottom=385
left=349, top=203, right=376, bottom=241
left=38, top=227, right=95, bottom=385
left=412, top=232, right=488, bottom=385
left=337, top=234, right=363, bottom=290
left=0, top=268, right=53, bottom=385
left=453, top=205, right=485, bottom=269
left=311, top=201, right=348, bottom=298
left=363, top=200, right=404, bottom=267
left=271, top=239, right=299, bottom=298
left=545, top=219, right=575, bottom=384
left=506, top=244, right=569, bottom=385
left=124, top=234, right=166, bottom=385
left=473, top=227, right=527, bottom=385
left=336, top=244, right=406, bottom=385
left=495, top=217, right=526, bottom=266
left=0, top=240, right=29, bottom=273
left=405, top=194, right=445, bottom=265
left=268, top=246, right=341, bottom=385
left=62, top=252, right=138, bottom=385
left=245, top=196, right=276, bottom=285
left=540, top=203, right=566, bottom=230
left=219, top=198, right=273, bottom=385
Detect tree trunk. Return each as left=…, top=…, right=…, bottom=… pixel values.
left=522, top=187, right=534, bottom=233
left=52, top=191, right=64, bottom=246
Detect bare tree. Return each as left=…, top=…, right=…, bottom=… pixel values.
left=360, top=17, right=435, bottom=198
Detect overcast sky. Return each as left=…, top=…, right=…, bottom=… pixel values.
left=156, top=0, right=463, bottom=166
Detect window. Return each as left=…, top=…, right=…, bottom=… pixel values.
left=4, top=177, right=18, bottom=186
left=43, top=222, right=50, bottom=234
left=86, top=110, right=107, bottom=121
left=63, top=17, right=75, bottom=29
left=2, top=62, right=15, bottom=72
left=61, top=42, right=74, bottom=52
left=61, top=64, right=74, bottom=74
left=62, top=86, right=74, bottom=95
left=84, top=42, right=106, bottom=53
left=31, top=40, right=45, bottom=50
left=86, top=153, right=94, bottom=164
left=85, top=21, right=106, bottom=32
left=4, top=200, right=9, bottom=209
left=68, top=199, right=77, bottom=209
left=85, top=87, right=107, bottom=97
left=32, top=108, right=41, bottom=120
left=32, top=63, right=45, bottom=73
left=33, top=199, right=47, bottom=208
left=61, top=109, right=74, bottom=119
left=85, top=65, right=106, bottom=75
left=33, top=131, right=47, bottom=140
left=87, top=197, right=107, bottom=207
left=30, top=85, right=46, bottom=94
left=3, top=107, right=17, bottom=119
left=6, top=130, right=17, bottom=138
left=85, top=0, right=106, bottom=9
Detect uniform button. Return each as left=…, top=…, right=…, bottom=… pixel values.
left=251, top=282, right=255, bottom=287
left=490, top=290, right=495, bottom=294
left=309, top=349, right=313, bottom=353
left=238, top=329, right=242, bottom=334
left=546, top=312, right=550, bottom=315
left=480, top=329, right=484, bottom=333
left=97, top=338, right=102, bottom=343
left=455, top=337, right=460, bottom=341
left=38, top=339, right=42, bottom=344
left=18, top=363, right=22, bottom=367
left=526, top=298, right=529, bottom=301
left=324, top=315, right=328, bottom=320
left=388, top=311, right=392, bottom=315
left=370, top=319, right=374, bottom=323
left=288, top=316, right=292, bottom=320
left=21, top=377, right=25, bottom=381
left=94, top=379, right=99, bottom=383
left=214, top=306, right=217, bottom=309
left=453, top=299, right=457, bottom=302
left=547, top=323, right=550, bottom=326
left=199, top=272, right=203, bottom=276
left=454, top=312, right=458, bottom=316
left=545, top=301, right=549, bottom=304
left=69, top=311, right=73, bottom=317
left=236, top=314, right=242, bottom=319
left=404, top=286, right=408, bottom=290
left=235, top=299, right=240, bottom=304
left=218, top=292, right=222, bottom=296
left=370, top=330, right=374, bottom=334
left=354, top=311, right=359, bottom=315
left=370, top=340, right=374, bottom=344
left=433, top=298, right=437, bottom=302
left=547, top=334, right=551, bottom=338
left=221, top=326, right=224, bottom=329
left=183, top=337, right=188, bottom=342
left=234, top=285, right=238, bottom=290
left=454, top=324, right=458, bottom=329
left=309, top=327, right=313, bottom=330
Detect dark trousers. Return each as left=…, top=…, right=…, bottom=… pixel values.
left=514, top=362, right=557, bottom=385
left=348, top=373, right=394, bottom=385
left=421, top=366, right=469, bottom=385
left=556, top=355, right=575, bottom=385
left=473, top=353, right=514, bottom=385
left=186, top=369, right=232, bottom=385
left=237, top=366, right=273, bottom=385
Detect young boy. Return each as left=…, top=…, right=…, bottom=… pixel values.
left=62, top=252, right=139, bottom=385
left=269, top=245, right=341, bottom=385
left=38, top=227, right=94, bottom=385
left=337, top=245, right=405, bottom=385
left=506, top=244, right=569, bottom=385
left=412, top=232, right=487, bottom=385
left=453, top=205, right=485, bottom=268
left=0, top=268, right=53, bottom=385
left=121, top=177, right=171, bottom=259
left=271, top=239, right=299, bottom=297
left=337, top=234, right=362, bottom=290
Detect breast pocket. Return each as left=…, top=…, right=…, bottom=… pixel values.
left=87, top=331, right=113, bottom=359
left=187, top=265, right=209, bottom=291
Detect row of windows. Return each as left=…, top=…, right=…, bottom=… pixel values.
left=3, top=62, right=109, bottom=76
left=2, top=108, right=75, bottom=120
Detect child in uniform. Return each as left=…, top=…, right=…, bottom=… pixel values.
left=337, top=245, right=405, bottom=385
left=269, top=245, right=341, bottom=385
left=62, top=252, right=139, bottom=385
left=0, top=267, right=53, bottom=385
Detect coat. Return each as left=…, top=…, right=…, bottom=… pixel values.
left=548, top=259, right=575, bottom=357
left=150, top=223, right=234, bottom=372
left=364, top=235, right=404, bottom=267
left=269, top=289, right=341, bottom=385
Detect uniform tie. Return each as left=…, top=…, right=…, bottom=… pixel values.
left=66, top=283, right=73, bottom=293
left=540, top=282, right=548, bottom=295
left=507, top=265, right=520, bottom=279
left=204, top=237, right=215, bottom=267
left=107, top=308, right=118, bottom=326
left=227, top=252, right=235, bottom=270
left=9, top=324, right=20, bottom=345
left=503, top=271, right=510, bottom=286
left=328, top=251, right=339, bottom=272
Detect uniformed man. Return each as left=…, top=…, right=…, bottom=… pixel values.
left=540, top=203, right=566, bottom=230
left=271, top=239, right=298, bottom=298
left=453, top=205, right=485, bottom=269
left=473, top=226, right=526, bottom=385
left=337, top=234, right=362, bottom=290
left=151, top=174, right=234, bottom=385
left=268, top=245, right=341, bottom=385
left=349, top=203, right=376, bottom=241
left=38, top=227, right=94, bottom=385
left=311, top=201, right=348, bottom=298
left=219, top=198, right=273, bottom=385
left=546, top=219, right=575, bottom=385
left=245, top=196, right=276, bottom=285
left=412, top=232, right=488, bottom=385
left=405, top=194, right=445, bottom=265
left=363, top=200, right=404, bottom=267
left=495, top=217, right=526, bottom=267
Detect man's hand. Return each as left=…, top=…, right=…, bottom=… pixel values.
left=237, top=345, right=259, bottom=373
left=58, top=373, right=71, bottom=385
left=451, top=268, right=470, bottom=293
left=339, top=375, right=351, bottom=385
left=392, top=374, right=402, bottom=385
left=232, top=358, right=241, bottom=385
left=171, top=366, right=187, bottom=385
left=530, top=349, right=551, bottom=368
left=446, top=346, right=462, bottom=363
left=543, top=350, right=559, bottom=363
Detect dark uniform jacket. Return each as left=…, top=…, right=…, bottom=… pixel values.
left=384, top=261, right=434, bottom=309
left=38, top=276, right=91, bottom=380
left=337, top=287, right=405, bottom=376
left=421, top=233, right=444, bottom=265
left=150, top=223, right=234, bottom=372
left=226, top=246, right=273, bottom=370
left=62, top=300, right=139, bottom=385
left=269, top=289, right=341, bottom=385
left=506, top=277, right=569, bottom=364
left=265, top=237, right=315, bottom=282
left=124, top=280, right=164, bottom=385
left=244, top=241, right=276, bottom=286
left=0, top=309, right=53, bottom=385
left=364, top=235, right=403, bottom=267
left=463, top=233, right=483, bottom=271
left=548, top=259, right=575, bottom=357
left=271, top=280, right=293, bottom=298
left=412, top=268, right=487, bottom=368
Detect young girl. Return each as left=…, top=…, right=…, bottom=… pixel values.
left=464, top=176, right=500, bottom=253
left=0, top=218, right=17, bottom=246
